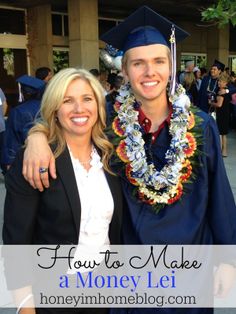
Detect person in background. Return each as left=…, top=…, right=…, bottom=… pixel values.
left=1, top=75, right=45, bottom=169
left=89, top=68, right=101, bottom=80
left=198, top=60, right=225, bottom=113
left=182, top=71, right=198, bottom=106
left=90, top=68, right=111, bottom=95
left=230, top=71, right=236, bottom=86
left=35, top=67, right=53, bottom=83
left=21, top=6, right=236, bottom=314
left=106, top=74, right=124, bottom=104
left=193, top=66, right=202, bottom=91
left=227, top=71, right=236, bottom=130
left=209, top=73, right=231, bottom=157
left=224, top=67, right=230, bottom=75
left=0, top=87, right=8, bottom=174
left=100, top=69, right=111, bottom=95
left=178, top=59, right=194, bottom=84
left=200, top=67, right=208, bottom=79
left=3, top=68, right=122, bottom=314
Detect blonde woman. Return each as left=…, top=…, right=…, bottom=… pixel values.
left=182, top=71, right=198, bottom=106
left=3, top=68, right=123, bottom=314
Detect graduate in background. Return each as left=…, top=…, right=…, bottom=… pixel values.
left=198, top=60, right=224, bottom=113
left=1, top=75, right=45, bottom=169
left=22, top=6, right=236, bottom=314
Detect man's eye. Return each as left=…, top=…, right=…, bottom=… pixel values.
left=84, top=97, right=93, bottom=102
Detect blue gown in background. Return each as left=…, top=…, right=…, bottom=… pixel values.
left=198, top=76, right=219, bottom=113
left=1, top=99, right=41, bottom=166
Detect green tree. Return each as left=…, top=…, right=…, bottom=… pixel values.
left=201, top=0, right=236, bottom=27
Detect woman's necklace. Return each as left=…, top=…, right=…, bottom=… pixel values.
left=108, top=83, right=202, bottom=213
left=78, top=158, right=92, bottom=165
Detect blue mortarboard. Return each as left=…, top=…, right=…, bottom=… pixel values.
left=16, top=75, right=45, bottom=94
left=100, top=6, right=189, bottom=53
left=16, top=74, right=45, bottom=102
left=213, top=59, right=225, bottom=71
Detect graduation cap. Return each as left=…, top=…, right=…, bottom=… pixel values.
left=100, top=6, right=189, bottom=96
left=212, top=59, right=225, bottom=71
left=100, top=5, right=189, bottom=53
left=16, top=74, right=45, bottom=102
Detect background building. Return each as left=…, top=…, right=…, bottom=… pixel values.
left=0, top=0, right=235, bottom=106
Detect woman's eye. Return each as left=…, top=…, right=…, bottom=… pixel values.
left=63, top=98, right=72, bottom=104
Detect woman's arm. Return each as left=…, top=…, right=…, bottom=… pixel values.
left=210, top=94, right=224, bottom=108
left=23, top=132, right=56, bottom=191
left=3, top=99, right=8, bottom=116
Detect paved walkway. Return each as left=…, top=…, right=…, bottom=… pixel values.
left=0, top=131, right=236, bottom=313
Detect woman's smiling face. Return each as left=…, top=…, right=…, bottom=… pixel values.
left=57, top=78, right=98, bottom=141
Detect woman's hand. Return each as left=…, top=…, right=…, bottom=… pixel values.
left=22, top=133, right=56, bottom=191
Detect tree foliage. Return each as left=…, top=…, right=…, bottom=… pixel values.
left=201, top=0, right=236, bottom=27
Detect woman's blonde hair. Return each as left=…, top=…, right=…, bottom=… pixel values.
left=29, top=67, right=114, bottom=174
left=183, top=72, right=196, bottom=90
left=218, top=73, right=230, bottom=84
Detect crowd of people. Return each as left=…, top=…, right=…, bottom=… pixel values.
left=1, top=5, right=236, bottom=314
left=179, top=59, right=236, bottom=157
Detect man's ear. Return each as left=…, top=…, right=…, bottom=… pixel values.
left=122, top=67, right=129, bottom=84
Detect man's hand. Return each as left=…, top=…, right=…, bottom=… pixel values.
left=214, top=263, right=236, bottom=298
left=22, top=133, right=56, bottom=191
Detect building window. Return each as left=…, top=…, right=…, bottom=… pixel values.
left=0, top=8, right=25, bottom=35
left=52, top=12, right=68, bottom=36
left=181, top=53, right=207, bottom=70
left=229, top=56, right=236, bottom=72
left=3, top=48, right=14, bottom=76
left=0, top=48, right=27, bottom=108
left=53, top=48, right=69, bottom=73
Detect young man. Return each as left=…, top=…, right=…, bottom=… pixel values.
left=21, top=6, right=236, bottom=314
left=198, top=60, right=225, bottom=113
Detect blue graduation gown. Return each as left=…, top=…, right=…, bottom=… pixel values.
left=117, top=111, right=236, bottom=245
left=198, top=76, right=219, bottom=113
left=108, top=110, right=236, bottom=314
left=1, top=99, right=41, bottom=165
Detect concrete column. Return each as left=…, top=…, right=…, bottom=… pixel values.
left=206, top=25, right=229, bottom=69
left=68, top=0, right=99, bottom=69
left=27, top=4, right=53, bottom=75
